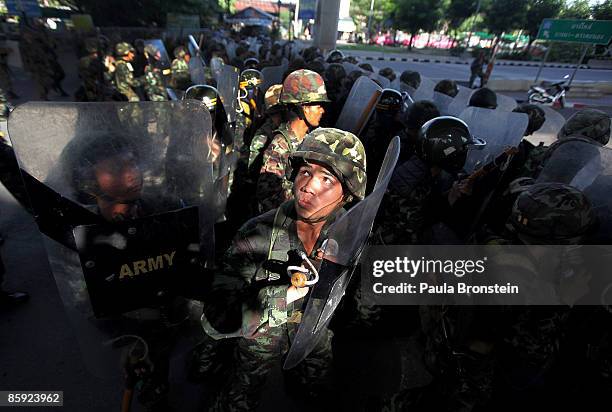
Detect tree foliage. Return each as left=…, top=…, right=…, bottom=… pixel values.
left=592, top=0, right=612, bottom=20
left=350, top=0, right=397, bottom=32
left=393, top=0, right=444, bottom=47
left=447, top=0, right=479, bottom=31
left=483, top=0, right=529, bottom=35
left=560, top=0, right=592, bottom=19
left=524, top=0, right=563, bottom=41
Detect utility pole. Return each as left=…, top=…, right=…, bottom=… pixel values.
left=367, top=0, right=375, bottom=41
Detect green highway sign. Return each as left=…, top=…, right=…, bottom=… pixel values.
left=537, top=19, right=612, bottom=45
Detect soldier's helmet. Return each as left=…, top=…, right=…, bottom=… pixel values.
left=115, top=42, right=135, bottom=57
left=84, top=38, right=99, bottom=54
left=243, top=57, right=260, bottom=70
left=264, top=84, right=283, bottom=113
left=379, top=67, right=396, bottom=82
left=173, top=45, right=188, bottom=59
left=434, top=79, right=459, bottom=98
left=400, top=70, right=421, bottom=89
left=326, top=49, right=344, bottom=64
left=143, top=44, right=159, bottom=59
left=280, top=69, right=330, bottom=105
left=239, top=69, right=264, bottom=90
left=184, top=85, right=221, bottom=112
left=289, top=128, right=367, bottom=201
left=469, top=87, right=497, bottom=109
left=513, top=103, right=546, bottom=136
left=558, top=108, right=611, bottom=145
left=510, top=182, right=597, bottom=243
left=418, top=116, right=485, bottom=173
left=324, top=63, right=347, bottom=85
left=376, top=89, right=403, bottom=114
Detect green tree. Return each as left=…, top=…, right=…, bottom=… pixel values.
left=524, top=0, right=563, bottom=52
left=560, top=0, right=592, bottom=19
left=350, top=0, right=397, bottom=36
left=446, top=0, right=479, bottom=45
left=592, top=0, right=612, bottom=20
left=483, top=0, right=529, bottom=35
left=393, top=0, right=444, bottom=49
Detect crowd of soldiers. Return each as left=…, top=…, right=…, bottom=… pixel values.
left=1, top=23, right=611, bottom=412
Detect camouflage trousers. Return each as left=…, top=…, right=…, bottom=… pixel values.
left=209, top=325, right=334, bottom=412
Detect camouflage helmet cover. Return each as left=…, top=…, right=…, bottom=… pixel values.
left=264, top=84, right=283, bottom=111
left=280, top=69, right=331, bottom=105
left=290, top=128, right=367, bottom=200
left=513, top=103, right=546, bottom=136
left=558, top=108, right=611, bottom=145
left=115, top=42, right=135, bottom=56
left=173, top=45, right=188, bottom=59
left=239, top=69, right=264, bottom=90
left=510, top=182, right=596, bottom=243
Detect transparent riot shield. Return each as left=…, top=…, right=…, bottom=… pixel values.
left=496, top=93, right=518, bottom=112
left=210, top=57, right=224, bottom=80
left=215, top=65, right=240, bottom=124
left=226, top=41, right=237, bottom=61
left=524, top=106, right=566, bottom=147
left=410, top=76, right=436, bottom=102
left=369, top=73, right=391, bottom=89
left=7, top=101, right=215, bottom=379
left=342, top=62, right=361, bottom=76
left=166, top=87, right=185, bottom=101
left=432, top=91, right=454, bottom=116
left=459, top=107, right=528, bottom=173
left=261, top=65, right=286, bottom=94
left=390, top=78, right=401, bottom=91
left=189, top=57, right=207, bottom=85
left=446, top=85, right=474, bottom=117
left=537, top=140, right=612, bottom=240
left=335, top=76, right=383, bottom=136
left=283, top=136, right=401, bottom=369
left=143, top=39, right=171, bottom=75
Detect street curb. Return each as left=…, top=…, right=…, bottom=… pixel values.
left=360, top=55, right=591, bottom=70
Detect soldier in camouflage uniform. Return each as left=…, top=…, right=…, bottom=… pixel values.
left=257, top=69, right=329, bottom=213
left=78, top=38, right=105, bottom=101
left=519, top=108, right=611, bottom=179
left=485, top=183, right=597, bottom=409
left=170, top=46, right=191, bottom=90
left=202, top=128, right=367, bottom=411
left=143, top=44, right=168, bottom=102
left=114, top=42, right=143, bottom=102
left=248, top=84, right=285, bottom=176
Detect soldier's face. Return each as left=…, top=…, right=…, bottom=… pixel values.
left=303, top=104, right=325, bottom=127
left=294, top=162, right=344, bottom=220
left=93, top=152, right=143, bottom=221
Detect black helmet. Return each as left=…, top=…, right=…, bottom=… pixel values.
left=243, top=57, right=260, bottom=70
left=434, top=79, right=459, bottom=98
left=379, top=67, right=396, bottom=82
left=326, top=49, right=344, bottom=63
left=184, top=84, right=221, bottom=112
left=469, top=87, right=497, bottom=109
left=359, top=63, right=373, bottom=72
left=418, top=116, right=486, bottom=173
left=513, top=103, right=546, bottom=136
left=400, top=70, right=421, bottom=89
left=376, top=89, right=402, bottom=113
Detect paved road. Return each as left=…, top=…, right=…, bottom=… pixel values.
left=344, top=50, right=612, bottom=83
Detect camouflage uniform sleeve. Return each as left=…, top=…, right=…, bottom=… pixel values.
left=202, top=223, right=290, bottom=339
left=257, top=133, right=293, bottom=212
left=248, top=133, right=268, bottom=169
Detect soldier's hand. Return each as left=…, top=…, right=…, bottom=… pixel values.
left=287, top=285, right=309, bottom=304
left=448, top=180, right=473, bottom=205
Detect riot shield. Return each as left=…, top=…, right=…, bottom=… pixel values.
left=210, top=57, right=224, bottom=80
left=215, top=65, right=240, bottom=123
left=432, top=91, right=454, bottom=116
left=446, top=85, right=474, bottom=117
left=410, top=76, right=436, bottom=102
left=459, top=107, right=529, bottom=174
left=335, top=76, right=383, bottom=136
left=524, top=106, right=566, bottom=147
left=283, top=136, right=401, bottom=369
left=226, top=41, right=237, bottom=61
left=496, top=93, right=518, bottom=112
left=261, top=65, right=286, bottom=93
left=390, top=78, right=401, bottom=91
left=342, top=62, right=361, bottom=76
left=7, top=101, right=215, bottom=378
left=537, top=140, right=612, bottom=240
left=166, top=87, right=185, bottom=101
left=143, top=39, right=171, bottom=75
left=189, top=57, right=207, bottom=85
left=369, top=73, right=391, bottom=89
